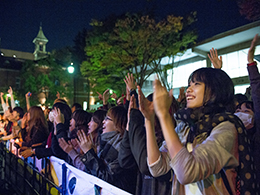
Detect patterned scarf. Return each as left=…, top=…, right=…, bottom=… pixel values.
left=175, top=106, right=258, bottom=195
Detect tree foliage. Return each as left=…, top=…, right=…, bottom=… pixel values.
left=237, top=0, right=260, bottom=21
left=81, top=13, right=197, bottom=93
left=19, top=56, right=73, bottom=107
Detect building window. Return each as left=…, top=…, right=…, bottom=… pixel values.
left=15, top=77, right=20, bottom=89
left=83, top=83, right=88, bottom=93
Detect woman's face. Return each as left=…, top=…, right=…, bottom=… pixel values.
left=88, top=117, right=98, bottom=133
left=236, top=103, right=254, bottom=115
left=102, top=115, right=116, bottom=134
left=186, top=81, right=205, bottom=108
left=70, top=118, right=76, bottom=132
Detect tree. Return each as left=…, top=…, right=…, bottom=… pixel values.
left=18, top=55, right=73, bottom=107
left=237, top=0, right=260, bottom=21
left=81, top=12, right=197, bottom=93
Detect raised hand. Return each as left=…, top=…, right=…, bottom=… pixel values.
left=53, top=107, right=64, bottom=124
left=177, top=87, right=185, bottom=102
left=126, top=95, right=138, bottom=131
left=208, top=48, right=222, bottom=69
left=97, top=91, right=103, bottom=100
left=25, top=92, right=31, bottom=98
left=76, top=129, right=94, bottom=154
left=124, top=73, right=137, bottom=92
left=0, top=92, right=3, bottom=97
left=111, top=92, right=118, bottom=100
left=70, top=138, right=80, bottom=151
left=126, top=85, right=130, bottom=101
left=58, top=138, right=74, bottom=154
left=153, top=79, right=173, bottom=118
left=117, top=96, right=125, bottom=105
left=103, top=89, right=110, bottom=105
left=8, top=86, right=13, bottom=95
left=56, top=91, right=60, bottom=99
left=248, top=34, right=259, bottom=63
left=137, top=86, right=154, bottom=121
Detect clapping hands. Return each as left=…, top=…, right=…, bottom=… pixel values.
left=76, top=130, right=94, bottom=154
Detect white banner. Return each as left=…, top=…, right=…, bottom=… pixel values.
left=50, top=156, right=132, bottom=195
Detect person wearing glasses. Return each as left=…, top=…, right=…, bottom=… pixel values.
left=77, top=106, right=136, bottom=194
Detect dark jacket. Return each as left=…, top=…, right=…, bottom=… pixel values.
left=118, top=109, right=172, bottom=195
left=51, top=123, right=69, bottom=161
left=21, top=126, right=48, bottom=147
left=34, top=123, right=69, bottom=161
left=247, top=63, right=260, bottom=188
left=81, top=131, right=136, bottom=194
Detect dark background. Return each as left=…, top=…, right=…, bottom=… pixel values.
left=0, top=0, right=250, bottom=53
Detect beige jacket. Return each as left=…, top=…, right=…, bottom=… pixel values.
left=148, top=121, right=239, bottom=195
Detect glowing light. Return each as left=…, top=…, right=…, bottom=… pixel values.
left=68, top=65, right=74, bottom=74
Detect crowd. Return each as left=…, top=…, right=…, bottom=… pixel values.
left=0, top=34, right=259, bottom=195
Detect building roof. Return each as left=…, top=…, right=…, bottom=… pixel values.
left=174, top=20, right=260, bottom=63
left=0, top=49, right=34, bottom=61
left=33, top=26, right=48, bottom=44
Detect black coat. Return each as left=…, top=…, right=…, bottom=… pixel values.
left=81, top=131, right=136, bottom=194
left=118, top=109, right=172, bottom=195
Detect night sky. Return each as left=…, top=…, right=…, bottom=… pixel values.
left=0, top=0, right=250, bottom=53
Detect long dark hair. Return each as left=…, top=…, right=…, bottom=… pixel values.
left=188, top=67, right=235, bottom=112
left=27, top=106, right=48, bottom=138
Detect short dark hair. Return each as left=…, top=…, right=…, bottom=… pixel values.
left=52, top=102, right=72, bottom=127
left=72, top=103, right=82, bottom=111
left=13, top=107, right=24, bottom=118
left=234, top=94, right=248, bottom=105
left=188, top=68, right=235, bottom=111
left=107, top=106, right=127, bottom=135
left=236, top=100, right=254, bottom=113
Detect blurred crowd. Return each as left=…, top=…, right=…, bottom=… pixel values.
left=0, top=35, right=259, bottom=195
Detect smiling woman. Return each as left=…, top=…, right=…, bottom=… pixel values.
left=140, top=67, right=257, bottom=194
left=77, top=106, right=136, bottom=194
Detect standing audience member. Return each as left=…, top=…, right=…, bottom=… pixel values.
left=77, top=106, right=136, bottom=194
left=239, top=34, right=260, bottom=189
left=0, top=107, right=24, bottom=141
left=119, top=73, right=173, bottom=195
left=20, top=102, right=71, bottom=160
left=58, top=109, right=106, bottom=170
left=68, top=109, right=92, bottom=139
left=209, top=35, right=260, bottom=191
left=58, top=109, right=91, bottom=170
left=71, top=103, right=82, bottom=113
left=20, top=106, right=48, bottom=147
left=140, top=67, right=256, bottom=194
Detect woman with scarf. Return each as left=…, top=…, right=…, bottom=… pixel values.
left=76, top=106, right=136, bottom=194
left=139, top=67, right=256, bottom=194
left=58, top=109, right=98, bottom=170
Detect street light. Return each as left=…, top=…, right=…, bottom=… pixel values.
left=67, top=62, right=75, bottom=104
left=67, top=62, right=75, bottom=74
